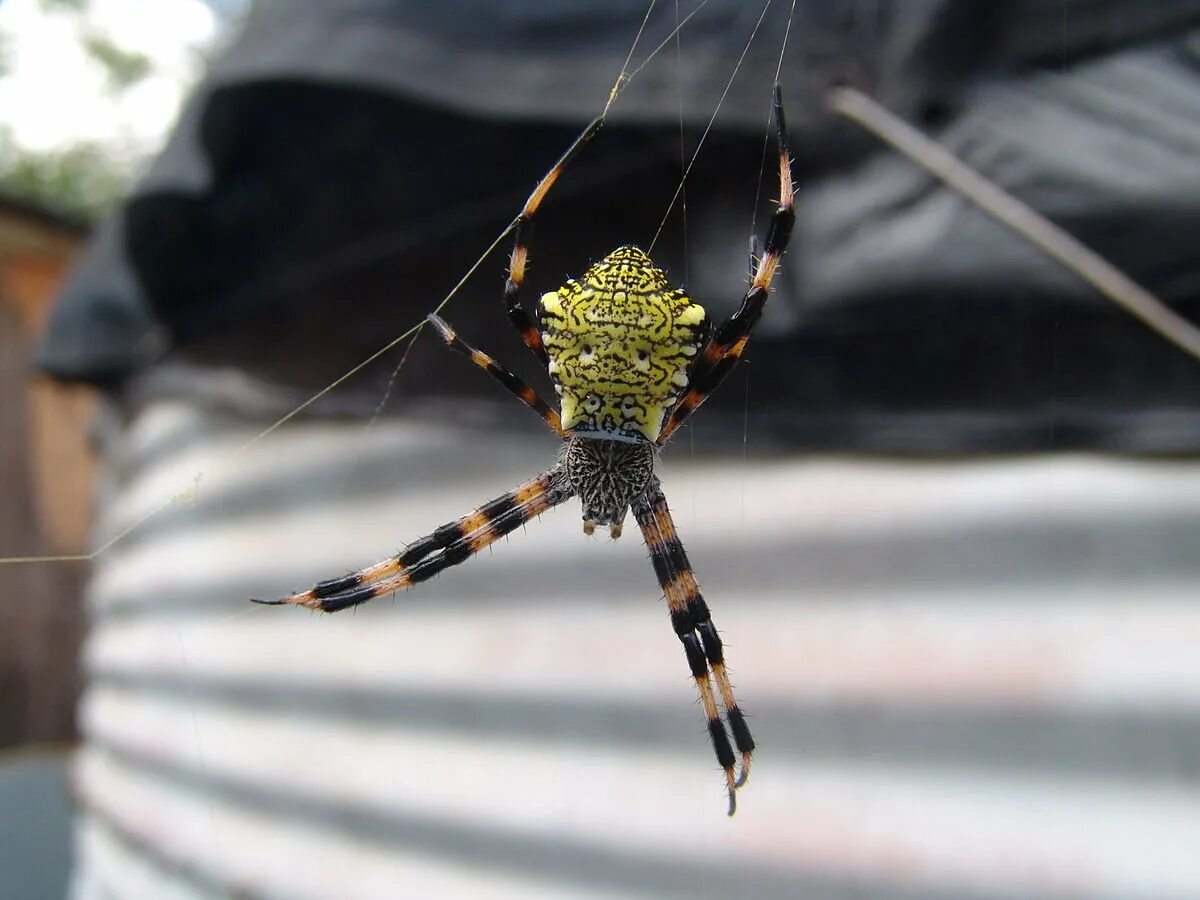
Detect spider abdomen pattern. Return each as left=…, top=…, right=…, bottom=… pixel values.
left=540, top=246, right=707, bottom=443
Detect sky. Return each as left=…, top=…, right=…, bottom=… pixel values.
left=0, top=0, right=234, bottom=163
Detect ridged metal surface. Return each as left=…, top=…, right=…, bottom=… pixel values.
left=72, top=401, right=1200, bottom=899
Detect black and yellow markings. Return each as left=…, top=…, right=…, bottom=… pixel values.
left=636, top=489, right=752, bottom=815
left=656, top=84, right=795, bottom=447
left=649, top=499, right=756, bottom=786
left=255, top=89, right=794, bottom=815
left=523, top=116, right=602, bottom=220
left=427, top=314, right=563, bottom=436
left=540, top=246, right=706, bottom=441
left=253, top=473, right=565, bottom=613
left=503, top=116, right=605, bottom=364
left=504, top=232, right=546, bottom=361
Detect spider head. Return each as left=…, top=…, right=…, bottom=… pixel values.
left=562, top=436, right=656, bottom=537
left=539, top=246, right=707, bottom=443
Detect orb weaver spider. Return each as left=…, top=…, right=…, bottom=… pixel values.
left=255, top=84, right=795, bottom=816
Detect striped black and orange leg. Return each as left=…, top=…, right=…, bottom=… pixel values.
left=252, top=470, right=571, bottom=613
left=657, top=84, right=795, bottom=446
left=427, top=314, right=563, bottom=436
left=504, top=117, right=604, bottom=364
left=635, top=484, right=754, bottom=815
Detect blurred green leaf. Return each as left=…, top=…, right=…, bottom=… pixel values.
left=38, top=0, right=90, bottom=11
left=0, top=127, right=128, bottom=221
left=81, top=32, right=152, bottom=91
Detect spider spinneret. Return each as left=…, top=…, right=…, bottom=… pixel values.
left=254, top=84, right=795, bottom=817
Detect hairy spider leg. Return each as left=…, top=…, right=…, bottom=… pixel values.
left=252, top=470, right=571, bottom=612
left=635, top=484, right=754, bottom=816
left=427, top=314, right=564, bottom=436
left=505, top=117, right=605, bottom=364
left=657, top=83, right=795, bottom=446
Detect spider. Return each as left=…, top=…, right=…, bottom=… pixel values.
left=255, top=84, right=795, bottom=816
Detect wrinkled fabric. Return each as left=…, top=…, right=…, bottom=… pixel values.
left=37, top=0, right=1200, bottom=450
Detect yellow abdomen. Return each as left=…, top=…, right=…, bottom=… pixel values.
left=539, top=246, right=707, bottom=442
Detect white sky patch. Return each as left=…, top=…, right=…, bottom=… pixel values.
left=0, top=0, right=218, bottom=164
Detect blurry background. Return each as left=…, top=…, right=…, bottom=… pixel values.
left=4, top=1, right=1200, bottom=898
left=0, top=1, right=242, bottom=896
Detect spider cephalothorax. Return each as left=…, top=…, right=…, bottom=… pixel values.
left=561, top=435, right=657, bottom=536
left=256, top=85, right=795, bottom=816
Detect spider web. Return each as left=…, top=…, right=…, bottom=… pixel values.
left=11, top=8, right=1200, bottom=890
left=0, top=0, right=794, bottom=567
left=0, top=0, right=1193, bottom=570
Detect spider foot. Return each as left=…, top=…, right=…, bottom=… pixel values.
left=610, top=521, right=623, bottom=540
left=249, top=591, right=323, bottom=611
left=735, top=752, right=752, bottom=789
left=725, top=769, right=740, bottom=817
left=582, top=519, right=596, bottom=536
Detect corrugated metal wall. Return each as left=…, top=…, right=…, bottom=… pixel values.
left=73, top=400, right=1200, bottom=899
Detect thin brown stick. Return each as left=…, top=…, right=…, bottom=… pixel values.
left=827, top=86, right=1200, bottom=362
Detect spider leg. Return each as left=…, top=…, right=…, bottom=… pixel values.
left=504, top=117, right=604, bottom=364
left=657, top=84, right=795, bottom=446
left=427, top=315, right=564, bottom=437
left=252, top=469, right=571, bottom=613
left=635, top=483, right=755, bottom=816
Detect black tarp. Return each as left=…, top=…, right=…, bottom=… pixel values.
left=37, top=0, right=1200, bottom=451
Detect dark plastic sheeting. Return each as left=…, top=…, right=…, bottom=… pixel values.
left=37, top=0, right=1200, bottom=451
